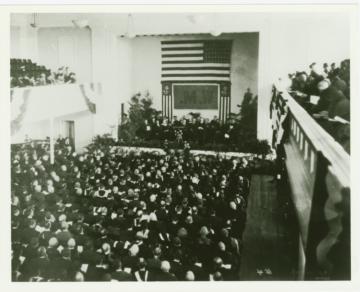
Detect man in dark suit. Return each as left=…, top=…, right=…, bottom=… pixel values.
left=243, top=88, right=253, bottom=107
left=153, top=261, right=177, bottom=281
left=313, top=79, right=350, bottom=122
left=111, top=259, right=134, bottom=281
left=133, top=257, right=152, bottom=281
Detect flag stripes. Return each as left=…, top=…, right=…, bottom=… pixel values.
left=219, top=83, right=231, bottom=124
left=161, top=40, right=232, bottom=121
left=161, top=40, right=232, bottom=82
left=161, top=40, right=204, bottom=44
left=162, top=52, right=203, bottom=57
left=162, top=76, right=230, bottom=82
left=162, top=67, right=230, bottom=71
left=162, top=73, right=229, bottom=77
left=162, top=63, right=230, bottom=68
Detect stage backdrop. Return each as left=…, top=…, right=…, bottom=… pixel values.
left=161, top=39, right=233, bottom=122
left=130, top=33, right=259, bottom=121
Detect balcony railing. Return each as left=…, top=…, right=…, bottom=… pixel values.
left=273, top=81, right=350, bottom=280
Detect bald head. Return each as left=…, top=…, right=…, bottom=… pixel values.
left=161, top=261, right=171, bottom=273
left=185, top=270, right=195, bottom=281
left=317, top=80, right=330, bottom=92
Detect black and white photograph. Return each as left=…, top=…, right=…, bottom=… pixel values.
left=0, top=2, right=359, bottom=292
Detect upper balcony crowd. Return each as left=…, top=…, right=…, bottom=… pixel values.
left=11, top=59, right=77, bottom=88
left=288, top=59, right=350, bottom=153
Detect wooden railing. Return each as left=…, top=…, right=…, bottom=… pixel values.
left=273, top=81, right=350, bottom=280
left=274, top=81, right=349, bottom=188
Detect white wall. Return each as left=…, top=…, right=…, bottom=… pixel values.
left=10, top=26, right=38, bottom=61
left=11, top=83, right=98, bottom=150
left=91, top=27, right=122, bottom=138
left=10, top=26, right=20, bottom=58
left=10, top=24, right=93, bottom=83
left=130, top=36, right=161, bottom=111
left=266, top=13, right=350, bottom=81
left=12, top=119, right=50, bottom=144
left=230, top=33, right=259, bottom=108
left=37, top=27, right=92, bottom=83
left=54, top=111, right=94, bottom=151
left=117, top=38, right=133, bottom=121
left=12, top=111, right=94, bottom=151
left=257, top=13, right=350, bottom=140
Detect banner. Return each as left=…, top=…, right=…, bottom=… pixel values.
left=11, top=89, right=30, bottom=136
left=173, top=84, right=218, bottom=109
left=79, top=83, right=97, bottom=113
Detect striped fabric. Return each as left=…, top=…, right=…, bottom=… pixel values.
left=161, top=40, right=232, bottom=82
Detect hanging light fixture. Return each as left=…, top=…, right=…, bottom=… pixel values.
left=125, top=14, right=136, bottom=39
left=30, top=13, right=37, bottom=28
left=210, top=13, right=222, bottom=37
left=72, top=19, right=89, bottom=29
left=210, top=29, right=222, bottom=37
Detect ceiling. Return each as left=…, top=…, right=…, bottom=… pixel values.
left=10, top=13, right=266, bottom=36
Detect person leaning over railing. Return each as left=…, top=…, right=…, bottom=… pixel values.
left=288, top=61, right=350, bottom=153
left=311, top=79, right=350, bottom=153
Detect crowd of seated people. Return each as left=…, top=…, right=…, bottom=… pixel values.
left=288, top=60, right=350, bottom=153
left=11, top=59, right=76, bottom=88
left=11, top=137, right=254, bottom=281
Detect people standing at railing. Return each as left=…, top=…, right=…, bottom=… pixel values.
left=290, top=60, right=350, bottom=98
left=288, top=59, right=350, bottom=153
left=311, top=79, right=349, bottom=121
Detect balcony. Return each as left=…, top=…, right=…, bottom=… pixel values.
left=11, top=82, right=100, bottom=153
left=272, top=82, right=350, bottom=280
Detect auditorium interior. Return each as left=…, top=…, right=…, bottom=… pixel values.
left=10, top=11, right=351, bottom=282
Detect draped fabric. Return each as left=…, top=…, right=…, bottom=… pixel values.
left=161, top=82, right=172, bottom=120
left=11, top=89, right=31, bottom=136
left=273, top=86, right=350, bottom=280
left=270, top=87, right=289, bottom=148
left=11, top=83, right=100, bottom=136
left=79, top=83, right=97, bottom=114
left=219, top=82, right=231, bottom=124
left=305, top=152, right=350, bottom=280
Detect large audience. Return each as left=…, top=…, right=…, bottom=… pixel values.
left=11, top=137, right=257, bottom=281
left=289, top=59, right=350, bottom=153
left=11, top=59, right=76, bottom=88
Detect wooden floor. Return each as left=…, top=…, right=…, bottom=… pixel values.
left=239, top=175, right=297, bottom=280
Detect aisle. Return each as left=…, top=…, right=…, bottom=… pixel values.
left=239, top=175, right=296, bottom=280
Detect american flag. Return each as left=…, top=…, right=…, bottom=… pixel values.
left=161, top=40, right=232, bottom=82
